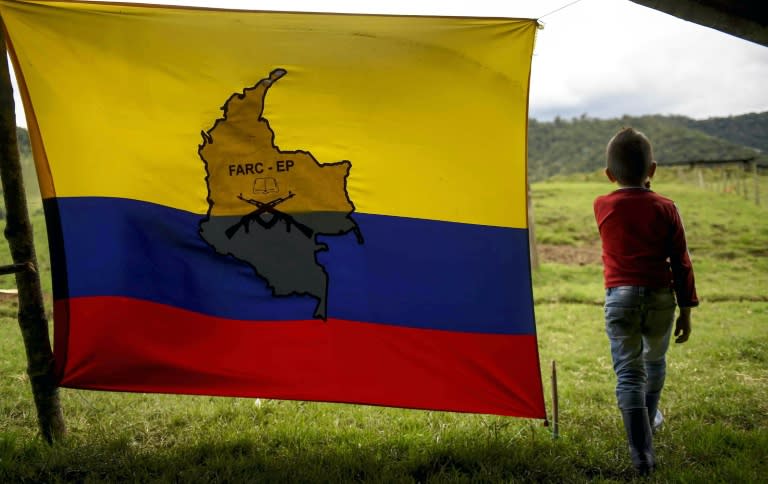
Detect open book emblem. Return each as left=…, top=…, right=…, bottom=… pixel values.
left=253, top=177, right=278, bottom=194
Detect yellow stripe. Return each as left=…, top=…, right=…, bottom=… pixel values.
left=1, top=1, right=535, bottom=228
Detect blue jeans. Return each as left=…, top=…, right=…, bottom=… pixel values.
left=605, top=286, right=676, bottom=410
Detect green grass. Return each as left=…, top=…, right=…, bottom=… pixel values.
left=532, top=176, right=768, bottom=304
left=1, top=177, right=767, bottom=482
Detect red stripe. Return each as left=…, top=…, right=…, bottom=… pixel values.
left=55, top=296, right=545, bottom=418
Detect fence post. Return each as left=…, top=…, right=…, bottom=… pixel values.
left=721, top=169, right=726, bottom=193
left=739, top=172, right=746, bottom=198
left=753, top=161, right=761, bottom=206
left=0, top=30, right=66, bottom=443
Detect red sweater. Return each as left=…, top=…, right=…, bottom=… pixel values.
left=594, top=188, right=698, bottom=307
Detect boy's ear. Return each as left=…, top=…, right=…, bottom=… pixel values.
left=604, top=167, right=617, bottom=182
left=648, top=161, right=657, bottom=179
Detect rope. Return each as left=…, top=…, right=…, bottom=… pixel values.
left=538, top=0, right=587, bottom=20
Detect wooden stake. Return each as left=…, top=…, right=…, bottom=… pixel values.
left=0, top=261, right=34, bottom=275
left=753, top=161, right=761, bottom=206
left=551, top=360, right=559, bottom=439
left=742, top=175, right=748, bottom=200
left=0, top=28, right=65, bottom=443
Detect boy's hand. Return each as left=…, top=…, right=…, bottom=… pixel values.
left=675, top=307, right=692, bottom=343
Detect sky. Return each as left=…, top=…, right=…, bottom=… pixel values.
left=8, top=0, right=768, bottom=125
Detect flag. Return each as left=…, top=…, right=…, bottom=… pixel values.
left=1, top=0, right=544, bottom=417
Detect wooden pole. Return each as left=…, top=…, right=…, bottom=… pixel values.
left=753, top=161, right=761, bottom=206
left=742, top=175, right=748, bottom=200
left=0, top=29, right=65, bottom=443
left=721, top=169, right=727, bottom=193
left=551, top=360, right=559, bottom=439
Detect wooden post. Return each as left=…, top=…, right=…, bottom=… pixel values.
left=740, top=169, right=746, bottom=197
left=753, top=161, right=761, bottom=206
left=551, top=360, right=559, bottom=439
left=0, top=30, right=65, bottom=443
left=742, top=174, right=748, bottom=200
left=697, top=167, right=704, bottom=189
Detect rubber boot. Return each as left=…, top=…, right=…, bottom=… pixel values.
left=646, top=391, right=663, bottom=433
left=621, top=408, right=656, bottom=475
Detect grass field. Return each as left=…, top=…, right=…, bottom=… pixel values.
left=1, top=177, right=766, bottom=482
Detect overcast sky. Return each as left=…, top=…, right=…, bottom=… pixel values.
left=8, top=0, right=768, bottom=125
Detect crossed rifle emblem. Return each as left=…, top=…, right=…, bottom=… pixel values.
left=225, top=191, right=314, bottom=239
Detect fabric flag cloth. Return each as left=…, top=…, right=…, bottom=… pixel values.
left=1, top=0, right=545, bottom=418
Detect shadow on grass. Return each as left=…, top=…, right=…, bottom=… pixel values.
left=0, top=430, right=638, bottom=483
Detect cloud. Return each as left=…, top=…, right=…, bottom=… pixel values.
left=9, top=0, right=768, bottom=126
left=529, top=0, right=768, bottom=120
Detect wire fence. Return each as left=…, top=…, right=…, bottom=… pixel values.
left=664, top=160, right=767, bottom=208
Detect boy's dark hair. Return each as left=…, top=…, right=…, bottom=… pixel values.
left=606, top=127, right=654, bottom=186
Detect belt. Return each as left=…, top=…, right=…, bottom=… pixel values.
left=607, top=286, right=672, bottom=296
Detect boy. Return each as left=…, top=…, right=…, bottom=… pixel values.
left=594, top=128, right=698, bottom=475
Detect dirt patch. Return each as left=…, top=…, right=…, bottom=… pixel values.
left=537, top=244, right=602, bottom=265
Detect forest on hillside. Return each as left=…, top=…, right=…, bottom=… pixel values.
left=13, top=111, right=768, bottom=183
left=527, top=112, right=767, bottom=181
left=686, top=112, right=768, bottom=152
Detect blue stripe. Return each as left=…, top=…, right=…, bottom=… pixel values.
left=45, top=197, right=535, bottom=334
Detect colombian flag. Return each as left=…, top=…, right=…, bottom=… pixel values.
left=1, top=0, right=544, bottom=418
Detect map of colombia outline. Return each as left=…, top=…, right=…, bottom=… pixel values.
left=198, top=68, right=364, bottom=321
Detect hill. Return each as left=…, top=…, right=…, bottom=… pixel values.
left=15, top=126, right=30, bottom=157
left=528, top=112, right=767, bottom=181
left=685, top=112, right=768, bottom=152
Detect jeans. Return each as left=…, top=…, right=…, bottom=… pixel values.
left=605, top=286, right=676, bottom=410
